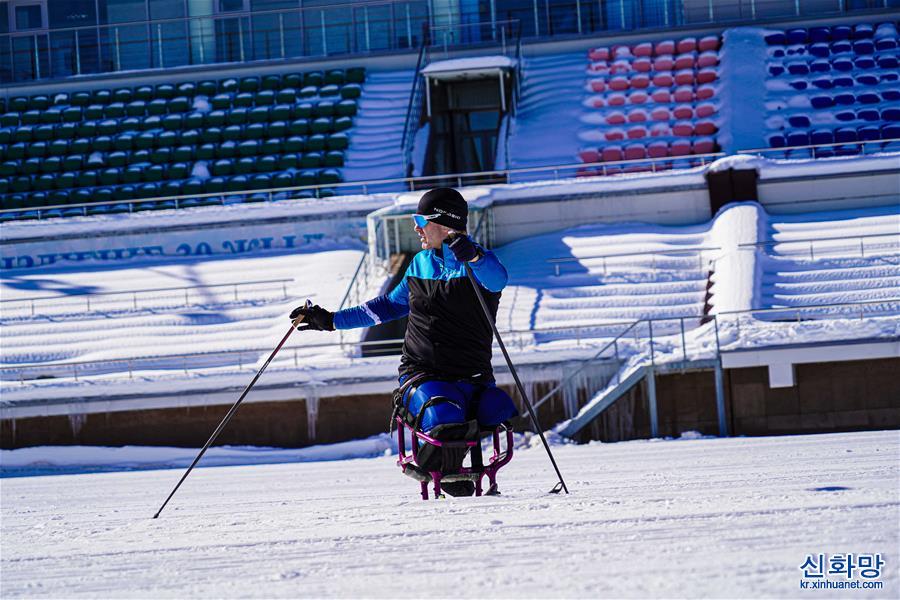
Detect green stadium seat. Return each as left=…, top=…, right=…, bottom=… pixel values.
left=293, top=103, right=313, bottom=119
left=49, top=189, right=71, bottom=205
left=289, top=118, right=309, bottom=135
left=126, top=100, right=146, bottom=117
left=111, top=184, right=135, bottom=201
left=320, top=84, right=340, bottom=97
left=314, top=101, right=335, bottom=117
left=198, top=80, right=218, bottom=96
left=278, top=153, right=300, bottom=169
left=325, top=69, right=345, bottom=85
left=183, top=178, right=204, bottom=195
left=168, top=162, right=189, bottom=179
left=271, top=104, right=292, bottom=122
left=212, top=159, right=233, bottom=176
left=93, top=89, right=112, bottom=104
left=273, top=172, right=293, bottom=188
left=340, top=84, right=362, bottom=99
left=311, top=117, right=333, bottom=134
left=222, top=125, right=243, bottom=141
left=185, top=111, right=205, bottom=129
left=233, top=92, right=254, bottom=108
left=158, top=130, right=178, bottom=147
left=0, top=113, right=19, bottom=127
left=304, top=71, right=324, bottom=88
left=346, top=67, right=365, bottom=84
left=0, top=160, right=18, bottom=176
left=239, top=76, right=260, bottom=92
left=143, top=115, right=162, bottom=130
left=177, top=82, right=196, bottom=96
left=283, top=73, right=303, bottom=88
left=211, top=94, right=232, bottom=110
left=300, top=152, right=322, bottom=168
left=196, top=143, right=216, bottom=159
left=150, top=147, right=171, bottom=164
left=335, top=99, right=357, bottom=117
left=48, top=140, right=70, bottom=156
left=294, top=170, right=317, bottom=186
left=227, top=107, right=248, bottom=124
left=71, top=91, right=92, bottom=106
left=249, top=106, right=270, bottom=123
left=256, top=90, right=275, bottom=105
left=137, top=182, right=160, bottom=199
left=237, top=140, right=259, bottom=156
left=62, top=107, right=84, bottom=122
left=105, top=102, right=126, bottom=118
left=284, top=136, right=306, bottom=153
left=204, top=177, right=226, bottom=193
left=108, top=151, right=128, bottom=167
left=94, top=187, right=115, bottom=204
left=122, top=166, right=143, bottom=184
left=14, top=126, right=33, bottom=142
left=11, top=175, right=31, bottom=193
left=0, top=127, right=11, bottom=143
left=257, top=155, right=277, bottom=172
left=173, top=145, right=194, bottom=161
left=324, top=150, right=344, bottom=167
left=261, top=138, right=282, bottom=154
left=147, top=99, right=168, bottom=115
left=26, top=141, right=47, bottom=158
left=22, top=158, right=41, bottom=173
left=220, top=78, right=239, bottom=93
left=63, top=155, right=84, bottom=171
left=162, top=114, right=183, bottom=130
left=41, top=156, right=62, bottom=172
left=114, top=88, right=133, bottom=103
left=275, top=89, right=296, bottom=104
left=30, top=94, right=50, bottom=110
left=156, top=84, right=175, bottom=99
left=235, top=157, right=255, bottom=173
left=326, top=132, right=349, bottom=150
left=206, top=109, right=227, bottom=127
left=334, top=116, right=353, bottom=131
left=41, top=108, right=62, bottom=124
left=57, top=171, right=77, bottom=189
left=70, top=138, right=91, bottom=154
left=35, top=174, right=55, bottom=190
left=9, top=97, right=28, bottom=112
left=244, top=122, right=265, bottom=138
left=0, top=177, right=8, bottom=194
left=134, top=85, right=154, bottom=101
left=267, top=120, right=287, bottom=137
left=317, top=188, right=336, bottom=198
left=169, top=96, right=191, bottom=113
left=135, top=131, right=156, bottom=149
left=117, top=116, right=138, bottom=131
left=160, top=180, right=183, bottom=198
left=113, top=133, right=134, bottom=151
left=299, top=85, right=318, bottom=99
left=8, top=142, right=26, bottom=159
left=144, top=164, right=164, bottom=181
left=76, top=120, right=97, bottom=137
left=307, top=134, right=326, bottom=151
left=100, top=168, right=121, bottom=185
left=98, top=119, right=118, bottom=136
left=251, top=174, right=271, bottom=189
left=131, top=149, right=151, bottom=163
left=261, top=74, right=281, bottom=91
left=319, top=168, right=341, bottom=184
left=59, top=123, right=78, bottom=139
left=94, top=136, right=113, bottom=151
left=218, top=140, right=237, bottom=157
left=227, top=174, right=249, bottom=191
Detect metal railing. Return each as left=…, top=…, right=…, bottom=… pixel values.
left=400, top=42, right=427, bottom=178
left=0, top=152, right=727, bottom=221
left=740, top=232, right=900, bottom=261
left=548, top=246, right=722, bottom=276
left=737, top=138, right=900, bottom=160
left=0, top=278, right=294, bottom=317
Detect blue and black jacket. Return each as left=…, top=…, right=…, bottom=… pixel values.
left=334, top=241, right=508, bottom=383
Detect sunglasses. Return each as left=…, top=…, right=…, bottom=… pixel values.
left=412, top=213, right=439, bottom=228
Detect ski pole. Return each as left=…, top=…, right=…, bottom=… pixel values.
left=464, top=263, right=569, bottom=494
left=153, top=307, right=308, bottom=518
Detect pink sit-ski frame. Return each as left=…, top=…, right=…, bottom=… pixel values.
left=395, top=417, right=514, bottom=500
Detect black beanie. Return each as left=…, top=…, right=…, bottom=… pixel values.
left=416, top=187, right=468, bottom=230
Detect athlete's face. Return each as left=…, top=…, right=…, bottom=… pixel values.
left=414, top=220, right=453, bottom=250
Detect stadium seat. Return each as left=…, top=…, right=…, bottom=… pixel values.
left=857, top=126, right=880, bottom=141
left=810, top=129, right=835, bottom=145
left=786, top=131, right=810, bottom=146
left=788, top=115, right=811, bottom=128
left=670, top=139, right=691, bottom=156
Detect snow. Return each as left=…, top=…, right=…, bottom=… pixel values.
left=1, top=430, right=897, bottom=597
left=420, top=55, right=516, bottom=75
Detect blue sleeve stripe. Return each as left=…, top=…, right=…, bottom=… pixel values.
left=469, top=250, right=508, bottom=292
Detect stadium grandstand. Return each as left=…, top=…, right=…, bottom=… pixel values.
left=1, top=0, right=898, bottom=451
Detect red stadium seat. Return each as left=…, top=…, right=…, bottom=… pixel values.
left=696, top=85, right=715, bottom=100
left=655, top=40, right=675, bottom=55
left=605, top=127, right=626, bottom=141
left=696, top=102, right=716, bottom=118
left=602, top=145, right=623, bottom=162
left=624, top=143, right=647, bottom=160
left=673, top=104, right=693, bottom=119
left=671, top=139, right=691, bottom=155
left=589, top=47, right=610, bottom=61
left=674, top=86, right=694, bottom=102
left=675, top=52, right=696, bottom=70
left=627, top=109, right=648, bottom=123
left=674, top=69, right=694, bottom=85
left=673, top=120, right=694, bottom=136
left=611, top=59, right=631, bottom=74
left=697, top=51, right=719, bottom=68
left=613, top=46, right=632, bottom=59
left=647, top=141, right=668, bottom=158
left=608, top=93, right=626, bottom=106
left=695, top=120, right=718, bottom=135
left=628, top=91, right=649, bottom=104
left=653, top=55, right=675, bottom=71
left=630, top=74, right=650, bottom=89
left=650, top=123, right=672, bottom=137
left=652, top=73, right=674, bottom=87
left=588, top=62, right=609, bottom=74
left=677, top=37, right=697, bottom=53
left=579, top=149, right=600, bottom=163
left=650, top=88, right=672, bottom=103
left=609, top=76, right=629, bottom=91
left=697, top=68, right=718, bottom=84
left=698, top=36, right=720, bottom=52
left=606, top=111, right=626, bottom=125
left=591, top=96, right=606, bottom=108
left=651, top=107, right=671, bottom=121
left=634, top=42, right=653, bottom=57
left=692, top=137, right=716, bottom=154
left=590, top=79, right=606, bottom=92
left=627, top=125, right=648, bottom=139
left=633, top=57, right=653, bottom=72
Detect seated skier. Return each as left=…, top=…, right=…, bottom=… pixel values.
left=289, top=187, right=519, bottom=496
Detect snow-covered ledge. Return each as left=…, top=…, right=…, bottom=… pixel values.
left=707, top=202, right=766, bottom=313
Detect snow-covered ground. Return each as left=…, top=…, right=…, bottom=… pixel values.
left=1, top=430, right=897, bottom=598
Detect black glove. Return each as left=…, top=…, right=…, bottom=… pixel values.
left=289, top=302, right=334, bottom=331
left=446, top=232, right=480, bottom=263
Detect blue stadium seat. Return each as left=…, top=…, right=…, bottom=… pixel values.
left=788, top=115, right=810, bottom=128
left=786, top=28, right=808, bottom=44
left=881, top=73, right=899, bottom=83
left=883, top=108, right=900, bottom=122
left=809, top=60, right=830, bottom=73
left=857, top=126, right=881, bottom=141
left=786, top=61, right=809, bottom=75
left=877, top=55, right=898, bottom=69
left=768, top=65, right=785, bottom=77
left=835, top=128, right=858, bottom=144
left=852, top=23, right=873, bottom=39
left=809, top=43, right=829, bottom=58
left=833, top=92, right=854, bottom=105
left=832, top=75, right=853, bottom=88
left=852, top=39, right=874, bottom=54
left=789, top=79, right=808, bottom=90
left=882, top=89, right=900, bottom=102
left=854, top=56, right=875, bottom=69
left=882, top=124, right=900, bottom=139
left=810, top=129, right=834, bottom=145
left=786, top=131, right=809, bottom=147
left=855, top=73, right=879, bottom=86
left=765, top=32, right=786, bottom=45
left=811, top=77, right=833, bottom=89
left=875, top=36, right=897, bottom=52
left=857, top=91, right=880, bottom=104
left=856, top=108, right=879, bottom=122
left=809, top=26, right=830, bottom=43
left=831, top=57, right=852, bottom=71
